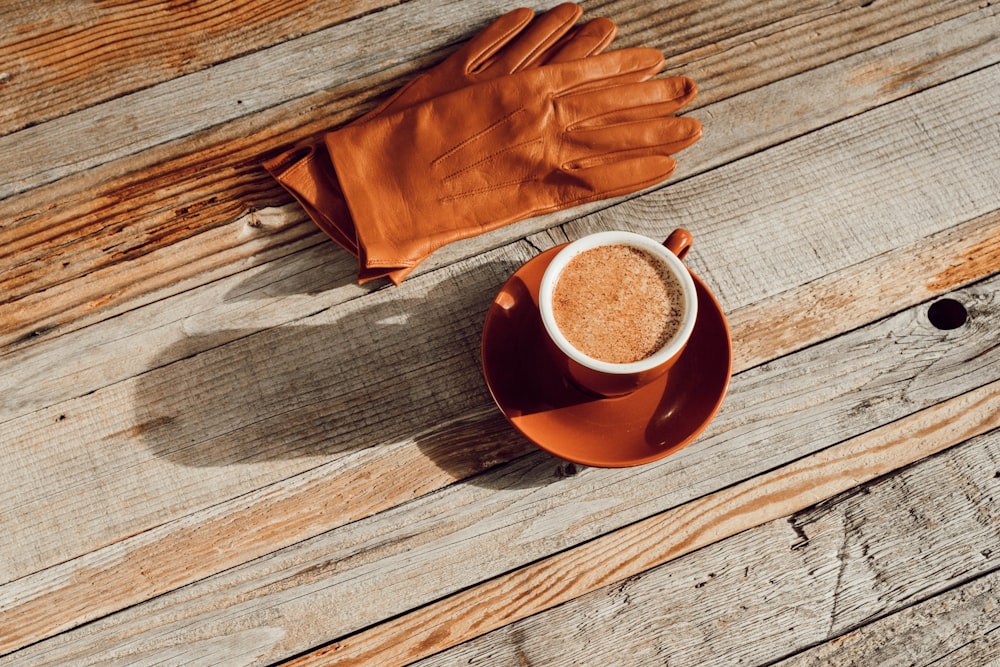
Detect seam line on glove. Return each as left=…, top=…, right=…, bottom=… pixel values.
left=441, top=137, right=543, bottom=181
left=439, top=176, right=538, bottom=203
left=432, top=106, right=527, bottom=166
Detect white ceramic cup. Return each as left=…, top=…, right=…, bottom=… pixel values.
left=537, top=229, right=698, bottom=397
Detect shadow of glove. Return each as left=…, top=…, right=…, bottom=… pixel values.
left=325, top=48, right=702, bottom=276
left=261, top=3, right=617, bottom=284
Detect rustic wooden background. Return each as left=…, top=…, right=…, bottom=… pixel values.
left=1, top=0, right=998, bottom=664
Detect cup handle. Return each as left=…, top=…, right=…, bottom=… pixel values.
left=664, top=228, right=693, bottom=261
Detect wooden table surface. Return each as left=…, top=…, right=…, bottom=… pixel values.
left=2, top=1, right=999, bottom=664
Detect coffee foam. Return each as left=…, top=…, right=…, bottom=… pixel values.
left=551, top=244, right=684, bottom=364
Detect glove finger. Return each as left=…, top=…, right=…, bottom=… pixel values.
left=367, top=6, right=579, bottom=120
left=542, top=17, right=617, bottom=64
left=551, top=47, right=666, bottom=94
left=453, top=7, right=536, bottom=73
left=361, top=7, right=536, bottom=120
left=476, top=2, right=583, bottom=73
left=559, top=77, right=697, bottom=126
left=553, top=155, right=680, bottom=204
left=565, top=116, right=703, bottom=162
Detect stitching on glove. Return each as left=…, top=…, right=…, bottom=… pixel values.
left=432, top=106, right=527, bottom=166
left=439, top=176, right=539, bottom=203
left=440, top=137, right=543, bottom=181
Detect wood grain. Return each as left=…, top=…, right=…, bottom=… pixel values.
left=0, top=1, right=990, bottom=351
left=3, top=6, right=995, bottom=420
left=3, top=2, right=998, bottom=663
left=1, top=60, right=996, bottom=592
left=414, top=428, right=1000, bottom=667
left=3, top=268, right=996, bottom=663
left=2, top=58, right=998, bottom=651
left=0, top=0, right=408, bottom=136
left=776, top=561, right=1000, bottom=666
left=6, top=0, right=952, bottom=194
left=1, top=210, right=995, bottom=652
left=286, top=385, right=1000, bottom=666
left=728, top=209, right=1000, bottom=371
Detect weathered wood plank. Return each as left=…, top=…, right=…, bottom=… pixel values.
left=0, top=0, right=478, bottom=198
left=2, top=14, right=997, bottom=416
left=2, top=59, right=996, bottom=586
left=0, top=1, right=991, bottom=351
left=0, top=0, right=398, bottom=136
left=0, top=0, right=523, bottom=138
left=3, top=267, right=997, bottom=662
left=1, top=0, right=921, bottom=196
left=410, top=427, right=1000, bottom=667
left=722, top=208, right=1000, bottom=372
left=0, top=60, right=997, bottom=651
left=776, top=566, right=1000, bottom=666
left=2, top=208, right=996, bottom=653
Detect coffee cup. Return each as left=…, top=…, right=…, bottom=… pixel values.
left=537, top=229, right=698, bottom=397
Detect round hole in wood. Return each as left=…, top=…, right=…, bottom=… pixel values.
left=927, top=298, right=967, bottom=330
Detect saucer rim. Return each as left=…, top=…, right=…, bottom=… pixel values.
left=481, top=244, right=733, bottom=468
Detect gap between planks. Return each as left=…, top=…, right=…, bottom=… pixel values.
left=0, top=1, right=992, bottom=351
left=773, top=554, right=1000, bottom=666
left=286, top=382, right=1000, bottom=666
left=407, top=429, right=1000, bottom=666
left=0, top=0, right=400, bottom=137
left=3, top=31, right=998, bottom=420
left=0, top=213, right=995, bottom=656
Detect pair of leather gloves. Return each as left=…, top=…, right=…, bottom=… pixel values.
left=263, top=3, right=702, bottom=284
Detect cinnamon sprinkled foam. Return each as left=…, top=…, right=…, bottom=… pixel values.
left=551, top=244, right=684, bottom=364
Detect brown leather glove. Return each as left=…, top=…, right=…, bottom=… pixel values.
left=263, top=3, right=618, bottom=283
left=325, top=48, right=701, bottom=275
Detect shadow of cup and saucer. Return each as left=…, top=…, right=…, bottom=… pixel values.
left=133, top=230, right=729, bottom=493
left=131, top=248, right=571, bottom=489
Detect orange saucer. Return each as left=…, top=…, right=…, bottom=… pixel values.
left=481, top=245, right=732, bottom=467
